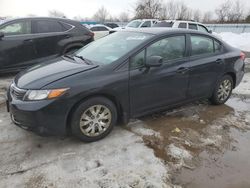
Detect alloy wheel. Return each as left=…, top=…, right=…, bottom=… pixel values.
left=217, top=79, right=232, bottom=102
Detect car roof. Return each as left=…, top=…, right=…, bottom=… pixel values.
left=0, top=17, right=80, bottom=24
left=119, top=27, right=217, bottom=38
left=161, top=20, right=205, bottom=25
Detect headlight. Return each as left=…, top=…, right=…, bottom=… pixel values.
left=24, top=88, right=69, bottom=101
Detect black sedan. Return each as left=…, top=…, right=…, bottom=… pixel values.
left=7, top=28, right=245, bottom=142
left=0, top=17, right=94, bottom=73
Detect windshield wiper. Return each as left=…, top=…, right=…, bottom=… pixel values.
left=63, top=54, right=75, bottom=60
left=74, top=55, right=93, bottom=65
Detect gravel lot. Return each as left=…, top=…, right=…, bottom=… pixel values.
left=0, top=62, right=249, bottom=188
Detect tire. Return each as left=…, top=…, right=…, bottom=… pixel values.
left=71, top=97, right=117, bottom=142
left=210, top=75, right=234, bottom=105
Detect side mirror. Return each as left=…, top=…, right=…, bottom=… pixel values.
left=0, top=32, right=4, bottom=39
left=145, top=56, right=163, bottom=67
left=208, top=30, right=212, bottom=34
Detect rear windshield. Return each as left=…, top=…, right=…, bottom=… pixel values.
left=153, top=21, right=174, bottom=27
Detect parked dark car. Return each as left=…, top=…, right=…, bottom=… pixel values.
left=7, top=28, right=245, bottom=142
left=104, top=22, right=119, bottom=29
left=0, top=17, right=94, bottom=73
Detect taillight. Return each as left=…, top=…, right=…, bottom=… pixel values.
left=88, top=32, right=94, bottom=38
left=240, top=52, right=246, bottom=61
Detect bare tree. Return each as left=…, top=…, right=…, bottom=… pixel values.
left=119, top=12, right=130, bottom=22
left=93, top=6, right=109, bottom=22
left=203, top=11, right=213, bottom=23
left=193, top=9, right=202, bottom=22
left=48, top=10, right=66, bottom=18
left=134, top=0, right=162, bottom=19
left=215, top=0, right=232, bottom=22
left=228, top=0, right=244, bottom=22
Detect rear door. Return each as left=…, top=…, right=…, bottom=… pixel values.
left=32, top=19, right=70, bottom=61
left=129, top=35, right=190, bottom=117
left=187, top=34, right=225, bottom=98
left=0, top=20, right=37, bottom=71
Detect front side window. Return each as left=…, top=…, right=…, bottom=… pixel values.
left=0, top=21, right=31, bottom=36
left=189, top=23, right=198, bottom=30
left=130, top=50, right=145, bottom=68
left=35, top=20, right=63, bottom=33
left=147, top=35, right=186, bottom=61
left=77, top=31, right=153, bottom=65
left=141, top=21, right=151, bottom=28
left=127, top=20, right=142, bottom=28
left=191, top=35, right=214, bottom=56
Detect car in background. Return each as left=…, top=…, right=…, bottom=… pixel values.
left=89, top=24, right=111, bottom=40
left=0, top=17, right=94, bottom=73
left=104, top=22, right=119, bottom=29
left=153, top=20, right=212, bottom=33
left=7, top=28, right=245, bottom=142
left=125, top=19, right=158, bottom=28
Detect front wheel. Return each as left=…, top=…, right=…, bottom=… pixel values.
left=210, top=75, right=233, bottom=105
left=71, top=97, right=117, bottom=142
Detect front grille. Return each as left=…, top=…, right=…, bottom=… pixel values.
left=10, top=84, right=27, bottom=100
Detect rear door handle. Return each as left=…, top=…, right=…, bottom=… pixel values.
left=176, top=67, right=189, bottom=74
left=215, top=59, right=223, bottom=64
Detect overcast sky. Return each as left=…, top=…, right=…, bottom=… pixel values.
left=0, top=0, right=249, bottom=19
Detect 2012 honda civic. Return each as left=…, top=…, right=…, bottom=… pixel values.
left=7, top=28, right=245, bottom=142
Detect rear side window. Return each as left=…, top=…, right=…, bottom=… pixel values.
left=198, top=25, right=208, bottom=33
left=35, top=20, right=64, bottom=33
left=147, top=35, right=186, bottom=62
left=191, top=35, right=214, bottom=56
left=0, top=21, right=31, bottom=35
left=60, top=22, right=73, bottom=31
left=98, top=26, right=108, bottom=31
left=153, top=21, right=174, bottom=27
left=178, top=23, right=187, bottom=29
left=189, top=23, right=198, bottom=30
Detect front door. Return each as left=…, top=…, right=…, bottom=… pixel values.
left=129, top=35, right=190, bottom=117
left=0, top=20, right=36, bottom=71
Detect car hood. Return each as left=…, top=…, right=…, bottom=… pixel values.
left=15, top=57, right=98, bottom=89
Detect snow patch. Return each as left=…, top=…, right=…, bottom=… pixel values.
left=233, top=73, right=250, bottom=96
left=218, top=32, right=250, bottom=52
left=167, top=144, right=193, bottom=160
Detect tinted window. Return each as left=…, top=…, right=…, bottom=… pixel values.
left=98, top=26, right=108, bottom=31
left=189, top=23, right=198, bottom=30
left=153, top=21, right=174, bottom=27
left=131, top=50, right=145, bottom=69
left=0, top=21, right=31, bottom=36
left=191, top=35, right=213, bottom=56
left=214, top=40, right=222, bottom=53
left=90, top=27, right=98, bottom=31
left=35, top=20, right=64, bottom=33
left=178, top=23, right=187, bottom=29
left=198, top=25, right=208, bottom=33
left=141, top=21, right=151, bottom=28
left=60, top=22, right=73, bottom=31
left=147, top=36, right=186, bottom=61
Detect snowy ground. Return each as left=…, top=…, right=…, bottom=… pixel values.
left=218, top=32, right=250, bottom=52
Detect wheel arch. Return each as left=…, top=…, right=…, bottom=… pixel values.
left=224, top=72, right=236, bottom=88
left=66, top=93, right=124, bottom=133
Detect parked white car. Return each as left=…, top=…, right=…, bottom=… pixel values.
left=89, top=24, right=112, bottom=40
left=153, top=20, right=212, bottom=33
left=125, top=19, right=158, bottom=28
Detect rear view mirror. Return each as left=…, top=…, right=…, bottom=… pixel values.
left=146, top=56, right=163, bottom=67
left=0, top=32, right=4, bottom=39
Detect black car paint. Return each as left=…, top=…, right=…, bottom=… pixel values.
left=0, top=17, right=93, bottom=73
left=7, top=29, right=245, bottom=135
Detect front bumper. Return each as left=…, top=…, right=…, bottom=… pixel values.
left=7, top=91, right=71, bottom=136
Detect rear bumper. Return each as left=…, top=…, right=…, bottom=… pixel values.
left=235, top=70, right=244, bottom=88
left=7, top=91, right=71, bottom=136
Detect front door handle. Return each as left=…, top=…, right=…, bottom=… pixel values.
left=176, top=67, right=189, bottom=74
left=215, top=59, right=223, bottom=64
left=23, top=39, right=33, bottom=43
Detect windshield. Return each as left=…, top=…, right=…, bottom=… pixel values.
left=75, top=32, right=153, bottom=65
left=127, top=20, right=142, bottom=28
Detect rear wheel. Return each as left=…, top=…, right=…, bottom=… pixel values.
left=210, top=75, right=233, bottom=105
left=71, top=97, right=117, bottom=142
